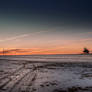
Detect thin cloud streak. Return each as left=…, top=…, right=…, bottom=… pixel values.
left=0, top=48, right=31, bottom=54
left=0, top=31, right=47, bottom=43
left=0, top=34, right=29, bottom=42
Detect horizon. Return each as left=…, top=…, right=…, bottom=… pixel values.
left=0, top=48, right=92, bottom=55
left=0, top=0, right=92, bottom=55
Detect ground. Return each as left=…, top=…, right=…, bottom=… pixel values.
left=0, top=59, right=92, bottom=92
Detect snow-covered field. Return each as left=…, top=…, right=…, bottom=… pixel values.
left=0, top=55, right=92, bottom=92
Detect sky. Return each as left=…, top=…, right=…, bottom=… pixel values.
left=0, top=0, right=92, bottom=55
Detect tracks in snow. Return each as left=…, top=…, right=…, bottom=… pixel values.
left=0, top=63, right=38, bottom=92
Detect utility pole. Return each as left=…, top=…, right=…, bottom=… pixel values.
left=3, top=48, right=4, bottom=56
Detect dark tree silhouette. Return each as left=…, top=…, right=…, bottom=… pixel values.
left=83, top=48, right=89, bottom=54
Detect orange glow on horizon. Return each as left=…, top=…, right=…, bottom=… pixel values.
left=0, top=47, right=86, bottom=55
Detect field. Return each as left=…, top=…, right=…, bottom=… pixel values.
left=0, top=58, right=92, bottom=92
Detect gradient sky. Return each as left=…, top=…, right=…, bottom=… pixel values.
left=0, top=0, right=92, bottom=55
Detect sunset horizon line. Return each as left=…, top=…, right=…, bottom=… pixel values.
left=0, top=47, right=91, bottom=55
left=0, top=53, right=92, bottom=56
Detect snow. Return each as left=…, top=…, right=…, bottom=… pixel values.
left=0, top=55, right=92, bottom=92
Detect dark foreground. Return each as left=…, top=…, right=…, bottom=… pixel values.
left=0, top=59, right=92, bottom=92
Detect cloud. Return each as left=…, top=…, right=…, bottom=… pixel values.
left=0, top=49, right=31, bottom=54
left=79, top=38, right=92, bottom=42
left=0, top=31, right=47, bottom=43
left=0, top=34, right=29, bottom=42
left=69, top=38, right=92, bottom=43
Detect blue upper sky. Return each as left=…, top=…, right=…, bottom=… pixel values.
left=0, top=0, right=92, bottom=30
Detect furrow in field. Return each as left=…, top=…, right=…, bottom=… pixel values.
left=0, top=78, right=10, bottom=89
left=2, top=68, right=30, bottom=92
left=0, top=66, right=24, bottom=89
left=0, top=65, right=24, bottom=80
left=11, top=71, right=37, bottom=92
